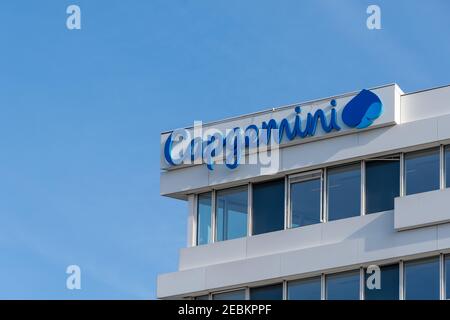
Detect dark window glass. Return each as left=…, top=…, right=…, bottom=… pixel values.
left=250, top=284, right=283, bottom=300
left=216, top=187, right=248, bottom=241
left=446, top=146, right=450, bottom=188
left=252, top=179, right=285, bottom=235
left=404, top=257, right=440, bottom=300
left=194, top=294, right=209, bottom=300
left=213, top=290, right=246, bottom=300
left=327, top=164, right=361, bottom=221
left=197, top=193, right=212, bottom=245
left=405, top=148, right=440, bottom=196
left=290, top=176, right=321, bottom=228
left=365, top=159, right=400, bottom=214
left=364, top=264, right=399, bottom=300
left=288, top=277, right=321, bottom=300
left=326, top=270, right=360, bottom=300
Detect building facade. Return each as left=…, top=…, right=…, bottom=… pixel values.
left=158, top=83, right=450, bottom=300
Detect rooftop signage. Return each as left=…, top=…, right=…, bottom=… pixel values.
left=160, top=85, right=399, bottom=171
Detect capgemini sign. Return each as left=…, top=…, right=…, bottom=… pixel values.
left=164, top=89, right=383, bottom=170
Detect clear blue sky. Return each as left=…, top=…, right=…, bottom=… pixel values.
left=0, top=0, right=449, bottom=299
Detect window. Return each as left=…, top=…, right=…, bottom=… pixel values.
left=213, top=289, right=246, bottom=300
left=327, top=163, right=361, bottom=221
left=289, top=172, right=322, bottom=228
left=405, top=148, right=440, bottom=196
left=250, top=283, right=283, bottom=300
left=216, top=186, right=248, bottom=241
left=197, top=193, right=212, bottom=245
left=404, top=257, right=440, bottom=300
left=252, top=179, right=285, bottom=235
left=365, top=158, right=400, bottom=214
left=326, top=270, right=360, bottom=300
left=194, top=294, right=209, bottom=300
left=446, top=255, right=450, bottom=299
left=288, top=277, right=321, bottom=300
left=364, top=264, right=399, bottom=300
left=446, top=146, right=450, bottom=188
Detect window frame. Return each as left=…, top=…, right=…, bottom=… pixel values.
left=214, top=185, right=249, bottom=242
left=287, top=170, right=323, bottom=229
left=363, top=263, right=400, bottom=300
left=364, top=155, right=401, bottom=215
left=326, top=162, right=362, bottom=222
left=249, top=283, right=284, bottom=300
left=403, top=256, right=441, bottom=300
left=325, top=269, right=361, bottom=300
left=195, top=192, right=213, bottom=246
left=251, top=178, right=286, bottom=236
left=212, top=288, right=247, bottom=300
left=287, top=275, right=322, bottom=300
left=403, top=147, right=441, bottom=196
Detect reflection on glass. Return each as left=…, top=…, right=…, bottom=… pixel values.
left=213, top=289, right=246, bottom=300
left=327, top=164, right=361, bottom=221
left=197, top=193, right=212, bottom=245
left=326, top=270, right=360, bottom=300
left=365, top=264, right=399, bottom=300
left=365, top=159, right=400, bottom=214
left=216, top=187, right=248, bottom=241
left=288, top=277, right=321, bottom=300
left=404, top=257, right=440, bottom=300
left=405, top=148, right=440, bottom=196
left=291, top=177, right=321, bottom=228
left=252, top=179, right=285, bottom=235
left=250, top=284, right=283, bottom=300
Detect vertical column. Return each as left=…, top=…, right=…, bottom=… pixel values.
left=440, top=253, right=445, bottom=300
left=399, top=260, right=404, bottom=300
left=321, top=274, right=326, bottom=300
left=322, top=168, right=328, bottom=223
left=211, top=190, right=216, bottom=243
left=359, top=267, right=365, bottom=300
left=399, top=153, right=405, bottom=197
left=361, top=160, right=366, bottom=216
left=247, top=182, right=253, bottom=237
left=440, top=145, right=445, bottom=190
left=187, top=194, right=196, bottom=247
left=284, top=176, right=289, bottom=229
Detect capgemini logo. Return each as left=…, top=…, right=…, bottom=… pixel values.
left=341, top=89, right=383, bottom=129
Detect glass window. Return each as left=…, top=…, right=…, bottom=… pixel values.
left=364, top=264, right=399, bottom=300
left=194, top=294, right=209, bottom=300
left=327, top=163, right=361, bottom=221
left=213, top=289, right=246, bottom=300
left=290, top=173, right=322, bottom=228
left=250, top=284, right=283, bottom=300
left=405, top=148, right=440, bottom=196
left=326, top=270, right=360, bottom=300
left=404, top=257, right=440, bottom=300
left=365, top=158, right=400, bottom=214
left=446, top=255, right=450, bottom=299
left=197, top=193, right=212, bottom=245
left=446, top=146, right=450, bottom=188
left=252, top=179, right=285, bottom=235
left=216, top=187, right=248, bottom=241
left=288, top=277, right=321, bottom=300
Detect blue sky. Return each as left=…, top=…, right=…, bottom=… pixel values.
left=0, top=0, right=449, bottom=299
